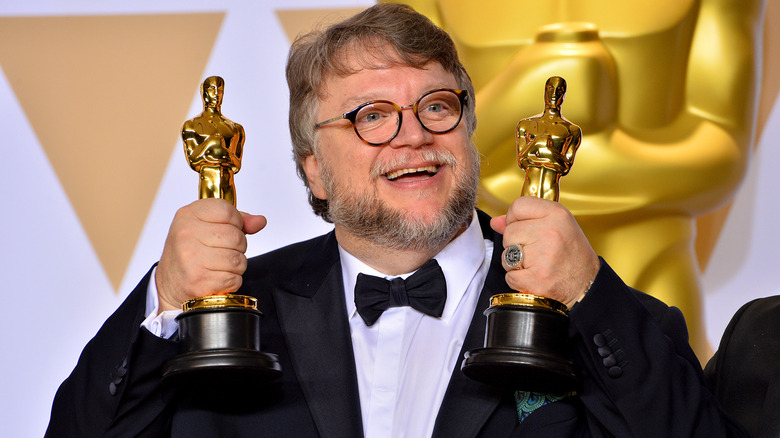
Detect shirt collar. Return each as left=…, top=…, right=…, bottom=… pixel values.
left=340, top=210, right=486, bottom=322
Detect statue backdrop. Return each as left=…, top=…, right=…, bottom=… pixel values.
left=388, top=0, right=766, bottom=359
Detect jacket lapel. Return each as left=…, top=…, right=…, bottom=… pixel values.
left=272, top=233, right=364, bottom=438
left=432, top=211, right=516, bottom=438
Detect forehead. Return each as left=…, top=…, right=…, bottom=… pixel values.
left=319, top=57, right=458, bottom=111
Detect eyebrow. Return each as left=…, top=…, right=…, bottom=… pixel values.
left=338, top=84, right=456, bottom=112
left=341, top=95, right=377, bottom=109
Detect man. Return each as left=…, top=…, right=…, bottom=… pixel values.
left=706, top=296, right=780, bottom=437
left=46, top=4, right=744, bottom=437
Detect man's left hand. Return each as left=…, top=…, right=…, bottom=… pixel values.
left=491, top=196, right=600, bottom=309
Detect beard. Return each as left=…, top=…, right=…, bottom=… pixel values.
left=319, top=146, right=480, bottom=251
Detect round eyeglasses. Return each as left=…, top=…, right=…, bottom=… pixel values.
left=314, top=88, right=468, bottom=146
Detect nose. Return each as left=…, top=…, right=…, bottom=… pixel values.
left=388, top=104, right=434, bottom=149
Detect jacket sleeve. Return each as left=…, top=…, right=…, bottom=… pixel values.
left=568, top=259, right=747, bottom=438
left=45, top=266, right=181, bottom=438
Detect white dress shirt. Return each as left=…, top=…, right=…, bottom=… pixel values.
left=339, top=211, right=492, bottom=438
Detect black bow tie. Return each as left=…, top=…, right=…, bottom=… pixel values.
left=354, top=259, right=447, bottom=326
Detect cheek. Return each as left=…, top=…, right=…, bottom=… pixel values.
left=449, top=135, right=477, bottom=165
left=321, top=129, right=388, bottom=185
left=342, top=149, right=381, bottom=181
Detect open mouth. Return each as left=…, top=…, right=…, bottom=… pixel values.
left=385, top=165, right=439, bottom=181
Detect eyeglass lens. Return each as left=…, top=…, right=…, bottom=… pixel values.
left=354, top=90, right=463, bottom=145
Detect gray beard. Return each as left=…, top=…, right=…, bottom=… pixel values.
left=320, top=147, right=480, bottom=251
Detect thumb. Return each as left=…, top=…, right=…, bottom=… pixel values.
left=240, top=212, right=268, bottom=235
left=490, top=215, right=507, bottom=234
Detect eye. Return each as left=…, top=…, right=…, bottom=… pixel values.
left=361, top=112, right=383, bottom=123
left=354, top=103, right=395, bottom=129
left=418, top=92, right=459, bottom=118
left=425, top=103, right=444, bottom=113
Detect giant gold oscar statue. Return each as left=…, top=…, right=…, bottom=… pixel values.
left=162, top=76, right=281, bottom=387
left=385, top=0, right=766, bottom=361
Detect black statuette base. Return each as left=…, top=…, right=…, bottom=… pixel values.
left=462, top=304, right=577, bottom=393
left=162, top=306, right=282, bottom=388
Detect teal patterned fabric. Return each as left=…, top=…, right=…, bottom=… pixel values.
left=515, top=390, right=577, bottom=422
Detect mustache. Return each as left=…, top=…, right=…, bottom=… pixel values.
left=369, top=149, right=459, bottom=179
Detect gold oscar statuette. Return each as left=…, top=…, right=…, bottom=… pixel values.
left=162, top=76, right=281, bottom=388
left=462, top=77, right=579, bottom=392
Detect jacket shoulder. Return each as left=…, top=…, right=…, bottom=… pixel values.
left=243, top=231, right=339, bottom=285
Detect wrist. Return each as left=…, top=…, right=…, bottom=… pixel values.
left=158, top=296, right=182, bottom=314
left=565, top=280, right=593, bottom=309
left=153, top=269, right=182, bottom=314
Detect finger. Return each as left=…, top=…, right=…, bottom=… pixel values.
left=155, top=259, right=245, bottom=312
left=490, top=215, right=507, bottom=234
left=241, top=212, right=267, bottom=235
left=190, top=222, right=249, bottom=252
left=190, top=198, right=244, bottom=229
left=501, top=220, right=544, bottom=252
left=505, top=196, right=558, bottom=225
left=183, top=268, right=245, bottom=297
left=201, top=247, right=248, bottom=276
left=503, top=267, right=565, bottom=304
left=501, top=244, right=525, bottom=271
left=504, top=267, right=589, bottom=309
left=160, top=248, right=247, bottom=298
left=493, top=198, right=561, bottom=249
left=163, top=244, right=248, bottom=282
left=503, top=269, right=533, bottom=295
left=501, top=202, right=576, bottom=251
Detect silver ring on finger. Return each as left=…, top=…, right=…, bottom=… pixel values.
left=503, top=244, right=524, bottom=270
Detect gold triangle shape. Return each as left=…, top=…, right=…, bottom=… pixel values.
left=0, top=12, right=225, bottom=291
left=275, top=8, right=367, bottom=43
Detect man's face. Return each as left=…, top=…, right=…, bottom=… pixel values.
left=303, top=55, right=479, bottom=251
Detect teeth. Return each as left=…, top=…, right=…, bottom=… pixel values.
left=386, top=165, right=438, bottom=180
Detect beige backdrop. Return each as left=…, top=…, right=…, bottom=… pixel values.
left=0, top=1, right=777, bottom=437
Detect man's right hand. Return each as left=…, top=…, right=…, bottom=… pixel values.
left=154, top=198, right=267, bottom=313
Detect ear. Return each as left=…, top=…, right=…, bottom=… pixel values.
left=302, top=154, right=327, bottom=200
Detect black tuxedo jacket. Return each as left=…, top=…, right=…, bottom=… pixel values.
left=47, top=211, right=744, bottom=437
left=705, top=296, right=780, bottom=438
